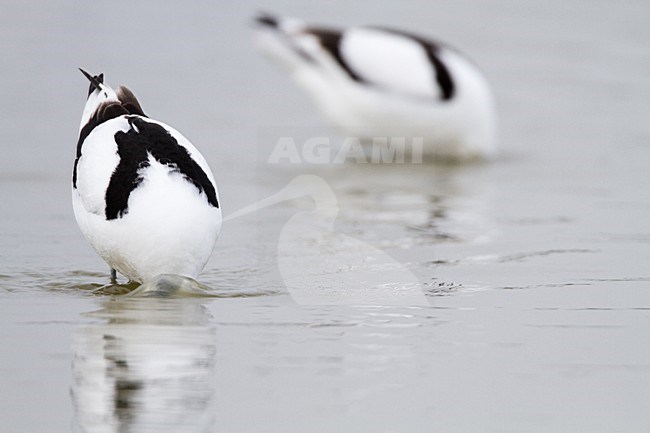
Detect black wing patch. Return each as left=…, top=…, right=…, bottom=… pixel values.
left=307, top=27, right=365, bottom=83
left=427, top=48, right=455, bottom=100
left=73, top=101, right=129, bottom=188
left=74, top=89, right=148, bottom=189
left=309, top=25, right=455, bottom=101
left=116, top=86, right=146, bottom=117
left=105, top=117, right=219, bottom=220
left=370, top=26, right=455, bottom=101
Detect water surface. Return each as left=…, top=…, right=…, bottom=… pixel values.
left=1, top=0, right=650, bottom=432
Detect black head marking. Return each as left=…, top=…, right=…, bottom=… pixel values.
left=105, top=117, right=219, bottom=220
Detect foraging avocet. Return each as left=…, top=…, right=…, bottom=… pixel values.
left=254, top=13, right=497, bottom=161
left=73, top=69, right=221, bottom=283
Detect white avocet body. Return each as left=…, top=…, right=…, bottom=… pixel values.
left=254, top=14, right=497, bottom=161
left=73, top=70, right=221, bottom=283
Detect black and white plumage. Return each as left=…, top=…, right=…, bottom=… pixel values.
left=73, top=69, right=221, bottom=283
left=254, top=13, right=497, bottom=161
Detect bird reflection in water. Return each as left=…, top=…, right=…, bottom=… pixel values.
left=71, top=279, right=216, bottom=433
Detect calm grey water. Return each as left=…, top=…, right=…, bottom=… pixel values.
left=2, top=0, right=650, bottom=432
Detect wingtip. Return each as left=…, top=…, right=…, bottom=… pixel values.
left=79, top=68, right=105, bottom=95
left=79, top=67, right=93, bottom=81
